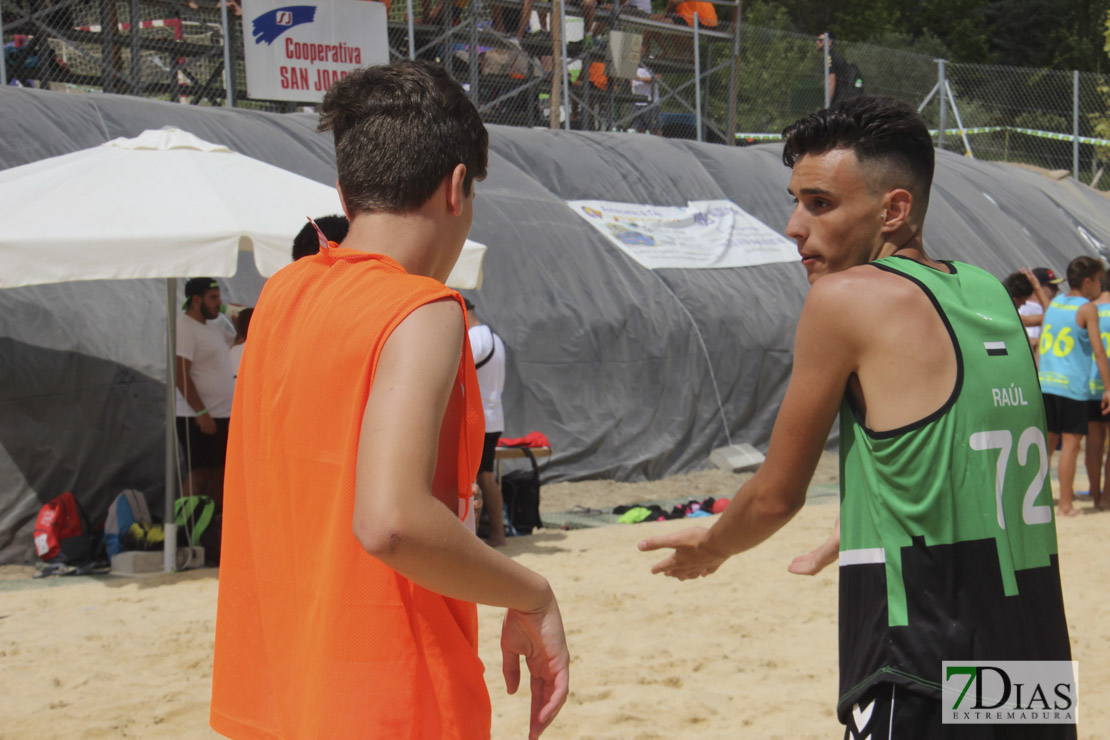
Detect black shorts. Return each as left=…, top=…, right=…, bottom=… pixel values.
left=1043, top=394, right=1088, bottom=436
left=633, top=104, right=660, bottom=132
left=175, top=416, right=230, bottom=470
left=843, top=683, right=1076, bottom=739
left=478, top=431, right=501, bottom=474
left=1088, top=400, right=1110, bottom=423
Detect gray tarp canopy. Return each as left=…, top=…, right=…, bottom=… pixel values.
left=2, top=86, right=1109, bottom=563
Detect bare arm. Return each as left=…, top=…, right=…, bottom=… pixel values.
left=1020, top=268, right=1051, bottom=310
left=1079, top=303, right=1110, bottom=413
left=515, top=0, right=533, bottom=38
left=353, top=298, right=568, bottom=737
left=175, top=356, right=216, bottom=434
left=641, top=276, right=857, bottom=578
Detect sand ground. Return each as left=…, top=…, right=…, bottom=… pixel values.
left=0, top=453, right=1105, bottom=738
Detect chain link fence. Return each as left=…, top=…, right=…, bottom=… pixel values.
left=4, top=0, right=1110, bottom=188
left=2, top=0, right=243, bottom=105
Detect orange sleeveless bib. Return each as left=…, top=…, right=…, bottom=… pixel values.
left=210, top=246, right=489, bottom=739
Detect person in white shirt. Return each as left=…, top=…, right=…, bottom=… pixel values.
left=631, top=59, right=661, bottom=135
left=466, top=298, right=509, bottom=547
left=1019, top=266, right=1061, bottom=347
left=176, top=277, right=235, bottom=531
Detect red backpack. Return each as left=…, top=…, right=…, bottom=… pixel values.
left=33, top=492, right=100, bottom=564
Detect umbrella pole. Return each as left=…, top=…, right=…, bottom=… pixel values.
left=164, top=278, right=178, bottom=572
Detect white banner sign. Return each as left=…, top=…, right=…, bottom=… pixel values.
left=567, top=199, right=797, bottom=270
left=242, top=0, right=389, bottom=103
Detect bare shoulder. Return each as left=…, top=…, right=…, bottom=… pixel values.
left=803, top=264, right=922, bottom=320
left=394, top=297, right=464, bottom=337
left=1077, top=300, right=1099, bottom=326
left=800, top=264, right=946, bottom=371
left=382, top=297, right=465, bottom=365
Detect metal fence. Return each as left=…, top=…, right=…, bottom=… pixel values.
left=4, top=0, right=1110, bottom=188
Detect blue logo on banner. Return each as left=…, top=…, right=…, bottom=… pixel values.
left=618, top=231, right=655, bottom=246
left=252, top=5, right=316, bottom=45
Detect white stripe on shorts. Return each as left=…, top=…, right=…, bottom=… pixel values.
left=839, top=548, right=886, bottom=566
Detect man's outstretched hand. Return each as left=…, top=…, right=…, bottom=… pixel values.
left=639, top=526, right=728, bottom=580
left=501, top=596, right=570, bottom=740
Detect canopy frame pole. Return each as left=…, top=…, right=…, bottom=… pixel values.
left=164, top=278, right=178, bottom=572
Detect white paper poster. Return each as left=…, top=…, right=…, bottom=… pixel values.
left=567, top=199, right=797, bottom=270
left=241, top=0, right=389, bottom=103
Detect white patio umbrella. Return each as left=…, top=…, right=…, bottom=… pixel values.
left=0, top=127, right=486, bottom=570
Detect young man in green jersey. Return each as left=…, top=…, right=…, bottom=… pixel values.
left=641, top=97, right=1078, bottom=738
left=1039, top=255, right=1110, bottom=516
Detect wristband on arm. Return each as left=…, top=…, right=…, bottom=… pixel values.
left=196, top=408, right=209, bottom=416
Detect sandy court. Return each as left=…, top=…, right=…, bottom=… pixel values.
left=0, top=454, right=1106, bottom=739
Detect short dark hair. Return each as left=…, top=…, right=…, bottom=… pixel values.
left=292, top=215, right=349, bottom=261
left=318, top=61, right=489, bottom=216
left=1002, top=272, right=1034, bottom=302
left=1066, top=255, right=1104, bottom=289
left=781, top=97, right=935, bottom=217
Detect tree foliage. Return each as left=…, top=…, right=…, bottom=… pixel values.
left=741, top=0, right=1110, bottom=72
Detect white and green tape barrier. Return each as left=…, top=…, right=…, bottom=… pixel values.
left=736, top=127, right=1110, bottom=147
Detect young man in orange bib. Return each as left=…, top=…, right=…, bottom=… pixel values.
left=210, top=61, right=569, bottom=740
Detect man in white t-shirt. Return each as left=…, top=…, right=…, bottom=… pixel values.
left=176, top=278, right=235, bottom=561
left=631, top=59, right=661, bottom=135
left=466, top=298, right=509, bottom=547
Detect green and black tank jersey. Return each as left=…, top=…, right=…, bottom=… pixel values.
left=837, top=256, right=1071, bottom=722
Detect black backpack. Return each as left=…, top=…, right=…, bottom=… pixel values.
left=500, top=448, right=543, bottom=535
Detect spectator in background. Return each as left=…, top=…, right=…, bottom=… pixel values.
left=1002, top=270, right=1034, bottom=308
left=631, top=57, right=661, bottom=135
left=422, top=0, right=468, bottom=25
left=1038, top=255, right=1110, bottom=517
left=466, top=297, right=510, bottom=547
left=648, top=0, right=716, bottom=58
left=229, top=307, right=254, bottom=384
left=620, top=0, right=652, bottom=16
left=292, top=214, right=349, bottom=261
left=1086, top=270, right=1110, bottom=509
left=1020, top=266, right=1063, bottom=348
left=667, top=0, right=716, bottom=28
left=817, top=32, right=862, bottom=106
left=176, top=277, right=235, bottom=565
left=492, top=0, right=536, bottom=41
